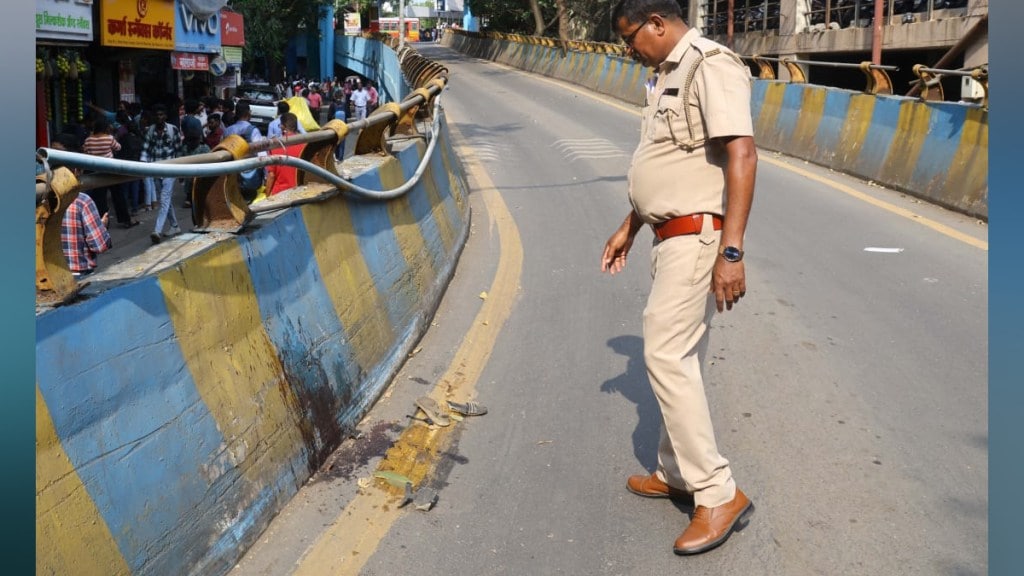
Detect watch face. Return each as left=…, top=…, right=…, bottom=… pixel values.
left=722, top=246, right=743, bottom=262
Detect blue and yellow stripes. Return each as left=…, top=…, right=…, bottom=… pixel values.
left=746, top=80, right=986, bottom=219
left=446, top=31, right=987, bottom=218
left=36, top=387, right=131, bottom=576
left=36, top=125, right=471, bottom=574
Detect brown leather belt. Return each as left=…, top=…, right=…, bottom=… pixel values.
left=652, top=214, right=723, bottom=241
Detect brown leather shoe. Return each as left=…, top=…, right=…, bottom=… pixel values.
left=626, top=473, right=693, bottom=501
left=672, top=488, right=753, bottom=555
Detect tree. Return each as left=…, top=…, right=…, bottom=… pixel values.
left=232, top=0, right=335, bottom=80
left=474, top=0, right=621, bottom=42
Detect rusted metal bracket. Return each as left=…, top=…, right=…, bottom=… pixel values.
left=971, top=67, right=989, bottom=109
left=297, top=120, right=349, bottom=186
left=400, top=88, right=433, bottom=132
left=36, top=167, right=82, bottom=304
left=911, top=64, right=944, bottom=102
left=781, top=59, right=806, bottom=83
left=406, top=56, right=432, bottom=86
left=752, top=55, right=776, bottom=80
left=414, top=62, right=446, bottom=88
left=191, top=134, right=254, bottom=233
left=861, top=61, right=894, bottom=95
left=355, top=104, right=400, bottom=156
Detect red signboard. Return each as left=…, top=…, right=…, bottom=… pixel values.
left=220, top=9, right=244, bottom=46
left=170, top=52, right=209, bottom=71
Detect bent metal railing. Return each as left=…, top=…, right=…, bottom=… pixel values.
left=744, top=55, right=899, bottom=95
left=451, top=29, right=988, bottom=104
left=910, top=64, right=988, bottom=108
left=35, top=45, right=448, bottom=306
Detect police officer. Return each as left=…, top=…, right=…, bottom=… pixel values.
left=600, top=0, right=759, bottom=556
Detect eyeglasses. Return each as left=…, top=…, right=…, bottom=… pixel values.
left=621, top=18, right=651, bottom=49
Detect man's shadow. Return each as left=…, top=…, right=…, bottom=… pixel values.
left=600, top=335, right=661, bottom=472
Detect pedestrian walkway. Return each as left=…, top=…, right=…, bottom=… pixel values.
left=96, top=180, right=194, bottom=273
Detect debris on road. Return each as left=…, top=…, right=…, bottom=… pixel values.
left=413, top=486, right=439, bottom=511
left=374, top=470, right=413, bottom=489
left=448, top=400, right=488, bottom=417
left=414, top=396, right=450, bottom=427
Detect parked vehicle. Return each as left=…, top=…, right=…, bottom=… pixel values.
left=235, top=84, right=278, bottom=132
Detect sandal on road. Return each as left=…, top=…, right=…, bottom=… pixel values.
left=447, top=400, right=488, bottom=417
left=414, top=396, right=450, bottom=427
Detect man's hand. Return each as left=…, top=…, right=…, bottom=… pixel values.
left=101, top=212, right=109, bottom=229
left=601, top=227, right=634, bottom=275
left=711, top=257, right=745, bottom=312
left=601, top=211, right=643, bottom=275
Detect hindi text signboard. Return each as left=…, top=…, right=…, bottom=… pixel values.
left=36, top=0, right=94, bottom=42
left=170, top=51, right=209, bottom=71
left=101, top=0, right=175, bottom=50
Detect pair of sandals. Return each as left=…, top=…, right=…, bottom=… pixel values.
left=413, top=397, right=488, bottom=427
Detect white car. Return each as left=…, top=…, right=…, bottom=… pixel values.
left=236, top=84, right=278, bottom=132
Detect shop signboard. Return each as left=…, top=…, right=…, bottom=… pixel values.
left=344, top=12, right=361, bottom=35
left=170, top=51, right=209, bottom=71
left=36, top=0, right=95, bottom=42
left=101, top=0, right=175, bottom=50
left=220, top=9, right=244, bottom=46
left=221, top=46, right=242, bottom=65
left=175, top=0, right=221, bottom=53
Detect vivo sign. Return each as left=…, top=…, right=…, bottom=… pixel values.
left=174, top=1, right=221, bottom=52
left=180, top=3, right=217, bottom=35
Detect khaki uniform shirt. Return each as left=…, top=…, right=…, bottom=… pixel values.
left=628, top=29, right=753, bottom=224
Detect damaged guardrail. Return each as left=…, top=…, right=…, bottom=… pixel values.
left=910, top=64, right=988, bottom=108
left=35, top=50, right=447, bottom=306
left=37, top=37, right=472, bottom=576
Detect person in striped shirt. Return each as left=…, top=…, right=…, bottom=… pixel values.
left=83, top=117, right=139, bottom=228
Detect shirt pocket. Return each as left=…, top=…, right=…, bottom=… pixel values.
left=647, top=94, right=685, bottom=143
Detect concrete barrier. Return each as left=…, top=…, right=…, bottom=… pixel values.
left=36, top=51, right=470, bottom=576
left=445, top=31, right=988, bottom=220
left=753, top=81, right=988, bottom=219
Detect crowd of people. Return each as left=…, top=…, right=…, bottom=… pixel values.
left=41, top=72, right=386, bottom=277
left=271, top=75, right=380, bottom=121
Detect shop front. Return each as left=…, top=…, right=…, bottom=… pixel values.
left=35, top=0, right=96, bottom=147
left=97, top=0, right=176, bottom=109
left=173, top=1, right=222, bottom=100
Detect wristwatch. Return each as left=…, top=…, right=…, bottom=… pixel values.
left=719, top=245, right=744, bottom=263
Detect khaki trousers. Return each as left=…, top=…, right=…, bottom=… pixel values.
left=643, top=215, right=735, bottom=509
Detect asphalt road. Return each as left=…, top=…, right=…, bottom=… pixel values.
left=230, top=43, right=988, bottom=576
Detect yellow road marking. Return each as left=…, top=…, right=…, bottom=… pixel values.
left=292, top=113, right=524, bottom=576
left=482, top=57, right=987, bottom=250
